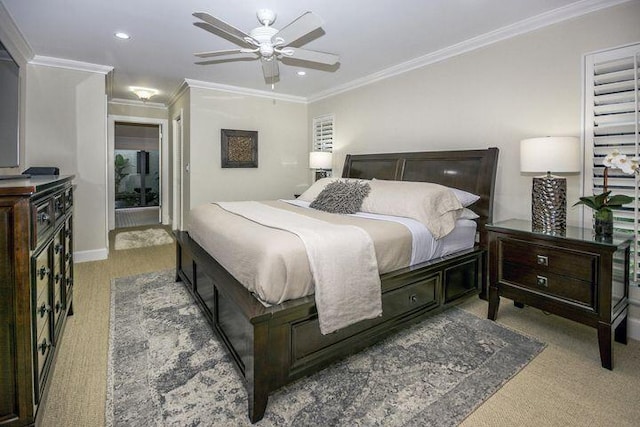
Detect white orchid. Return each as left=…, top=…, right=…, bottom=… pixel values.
left=602, top=150, right=640, bottom=175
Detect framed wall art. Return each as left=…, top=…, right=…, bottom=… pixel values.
left=221, top=129, right=258, bottom=168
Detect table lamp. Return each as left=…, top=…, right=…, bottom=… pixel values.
left=309, top=151, right=332, bottom=179
left=520, top=136, right=580, bottom=234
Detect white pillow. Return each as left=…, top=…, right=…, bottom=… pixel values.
left=459, top=208, right=480, bottom=220
left=361, top=179, right=463, bottom=239
left=450, top=188, right=480, bottom=207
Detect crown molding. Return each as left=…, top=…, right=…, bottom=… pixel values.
left=109, top=98, right=167, bottom=110
left=184, top=78, right=308, bottom=104
left=167, top=80, right=190, bottom=108
left=308, top=0, right=633, bottom=103
left=29, top=55, right=113, bottom=74
left=0, top=2, right=34, bottom=66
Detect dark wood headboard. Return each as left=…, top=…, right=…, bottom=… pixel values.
left=341, top=148, right=499, bottom=248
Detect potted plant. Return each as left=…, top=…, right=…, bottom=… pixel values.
left=574, top=150, right=637, bottom=236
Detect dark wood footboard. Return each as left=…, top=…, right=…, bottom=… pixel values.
left=175, top=230, right=484, bottom=422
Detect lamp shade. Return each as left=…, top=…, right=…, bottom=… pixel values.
left=309, top=151, right=332, bottom=169
left=520, top=137, right=580, bottom=173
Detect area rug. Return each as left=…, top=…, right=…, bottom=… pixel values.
left=106, top=270, right=544, bottom=427
left=114, top=228, right=174, bottom=250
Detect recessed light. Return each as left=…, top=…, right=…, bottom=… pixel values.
left=114, top=32, right=130, bottom=40
left=296, top=71, right=306, bottom=76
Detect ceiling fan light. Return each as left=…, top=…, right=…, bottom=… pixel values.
left=256, top=9, right=276, bottom=26
left=297, top=71, right=306, bottom=76
left=114, top=32, right=130, bottom=40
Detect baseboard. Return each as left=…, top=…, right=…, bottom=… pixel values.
left=74, top=248, right=108, bottom=263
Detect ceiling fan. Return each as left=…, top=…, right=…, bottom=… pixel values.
left=192, top=9, right=339, bottom=85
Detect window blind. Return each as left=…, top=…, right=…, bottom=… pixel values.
left=585, top=43, right=640, bottom=282
left=313, top=115, right=334, bottom=152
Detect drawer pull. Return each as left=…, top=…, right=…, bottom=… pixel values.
left=55, top=301, right=61, bottom=313
left=54, top=273, right=61, bottom=284
left=38, top=266, right=50, bottom=280
left=38, top=339, right=51, bottom=356
left=536, top=255, right=548, bottom=266
left=536, top=275, right=548, bottom=287
left=409, top=294, right=418, bottom=303
left=38, top=303, right=51, bottom=318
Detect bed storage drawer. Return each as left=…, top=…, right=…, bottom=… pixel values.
left=290, top=273, right=440, bottom=366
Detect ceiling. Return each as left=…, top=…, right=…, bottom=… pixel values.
left=1, top=0, right=605, bottom=104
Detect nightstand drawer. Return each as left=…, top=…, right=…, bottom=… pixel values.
left=502, top=261, right=595, bottom=308
left=500, top=239, right=596, bottom=282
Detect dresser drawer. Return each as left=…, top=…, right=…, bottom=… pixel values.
left=500, top=239, right=596, bottom=282
left=53, top=286, right=64, bottom=337
left=502, top=261, right=595, bottom=308
left=53, top=193, right=65, bottom=223
left=34, top=293, right=51, bottom=339
left=34, top=321, right=52, bottom=400
left=33, top=199, right=53, bottom=248
left=33, top=249, right=50, bottom=302
left=64, top=187, right=73, bottom=211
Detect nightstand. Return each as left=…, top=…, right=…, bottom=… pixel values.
left=487, top=219, right=631, bottom=370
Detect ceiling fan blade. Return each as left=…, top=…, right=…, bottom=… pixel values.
left=276, top=12, right=323, bottom=46
left=285, top=48, right=339, bottom=65
left=195, top=56, right=257, bottom=65
left=193, top=13, right=253, bottom=45
left=261, top=58, right=279, bottom=82
left=194, top=49, right=249, bottom=58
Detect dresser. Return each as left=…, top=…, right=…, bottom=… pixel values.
left=487, top=219, right=630, bottom=370
left=0, top=175, right=74, bottom=426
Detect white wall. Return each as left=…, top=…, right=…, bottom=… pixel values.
left=108, top=102, right=168, bottom=120
left=168, top=87, right=190, bottom=229
left=187, top=86, right=308, bottom=214
left=308, top=1, right=640, bottom=227
left=25, top=64, right=108, bottom=260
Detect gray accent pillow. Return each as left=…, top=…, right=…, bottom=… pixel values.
left=310, top=180, right=371, bottom=214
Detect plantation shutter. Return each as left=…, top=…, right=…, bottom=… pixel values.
left=313, top=115, right=334, bottom=152
left=584, top=43, right=640, bottom=282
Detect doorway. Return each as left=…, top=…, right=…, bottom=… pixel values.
left=114, top=122, right=161, bottom=228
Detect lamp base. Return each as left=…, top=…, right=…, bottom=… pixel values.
left=315, top=169, right=331, bottom=180
left=532, top=175, right=567, bottom=234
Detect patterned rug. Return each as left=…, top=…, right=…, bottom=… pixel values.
left=114, top=228, right=174, bottom=250
left=106, top=270, right=544, bottom=427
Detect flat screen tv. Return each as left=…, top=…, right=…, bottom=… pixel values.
left=0, top=39, right=19, bottom=168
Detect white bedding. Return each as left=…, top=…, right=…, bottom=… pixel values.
left=189, top=201, right=477, bottom=308
left=283, top=199, right=477, bottom=264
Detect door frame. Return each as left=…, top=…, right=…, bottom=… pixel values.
left=107, top=115, right=169, bottom=231
left=172, top=109, right=184, bottom=230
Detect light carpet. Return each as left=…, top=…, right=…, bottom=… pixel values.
left=106, top=270, right=544, bottom=426
left=114, top=228, right=174, bottom=250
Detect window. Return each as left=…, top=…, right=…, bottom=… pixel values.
left=312, top=115, right=334, bottom=152
left=584, top=43, right=640, bottom=282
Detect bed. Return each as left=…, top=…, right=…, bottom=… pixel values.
left=174, top=148, right=499, bottom=423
